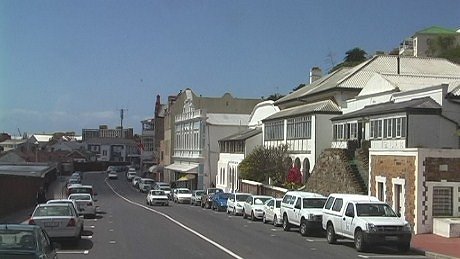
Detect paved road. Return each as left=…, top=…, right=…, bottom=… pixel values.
left=56, top=171, right=428, bottom=259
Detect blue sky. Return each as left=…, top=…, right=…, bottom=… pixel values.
left=1, top=0, right=459, bottom=136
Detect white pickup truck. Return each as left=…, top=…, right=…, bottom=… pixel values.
left=322, top=193, right=412, bottom=252
left=280, top=191, right=327, bottom=236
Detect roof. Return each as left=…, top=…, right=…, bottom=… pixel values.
left=219, top=128, right=262, bottom=142
left=84, top=138, right=137, bottom=145
left=0, top=163, right=56, bottom=178
left=32, top=134, right=53, bottom=142
left=415, top=26, right=459, bottom=35
left=276, top=55, right=460, bottom=105
left=264, top=100, right=341, bottom=121
left=332, top=97, right=441, bottom=121
left=206, top=113, right=250, bottom=126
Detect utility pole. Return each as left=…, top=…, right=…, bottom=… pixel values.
left=119, top=108, right=127, bottom=138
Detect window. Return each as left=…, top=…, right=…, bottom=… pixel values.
left=264, top=120, right=284, bottom=140
left=332, top=198, right=343, bottom=212
left=295, top=197, right=301, bottom=209
left=324, top=197, right=335, bottom=210
left=377, top=182, right=384, bottom=201
left=345, top=203, right=354, bottom=217
left=433, top=187, right=453, bottom=216
left=287, top=116, right=311, bottom=139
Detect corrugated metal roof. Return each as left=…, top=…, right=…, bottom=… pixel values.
left=219, top=128, right=262, bottom=142
left=206, top=113, right=250, bottom=126
left=33, top=134, right=53, bottom=142
left=0, top=163, right=55, bottom=178
left=277, top=55, right=460, bottom=105
left=332, top=97, right=441, bottom=121
left=264, top=100, right=341, bottom=121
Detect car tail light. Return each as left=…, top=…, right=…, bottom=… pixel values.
left=28, top=219, right=36, bottom=225
left=67, top=218, right=76, bottom=227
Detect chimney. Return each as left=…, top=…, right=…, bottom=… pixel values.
left=310, top=67, right=322, bottom=84
left=155, top=94, right=161, bottom=117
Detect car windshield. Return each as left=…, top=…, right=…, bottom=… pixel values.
left=69, top=187, right=92, bottom=195
left=178, top=189, right=191, bottom=194
left=0, top=229, right=36, bottom=251
left=218, top=193, right=231, bottom=199
left=69, top=195, right=91, bottom=200
left=152, top=190, right=165, bottom=195
left=356, top=203, right=397, bottom=217
left=34, top=206, right=72, bottom=217
left=254, top=197, right=271, bottom=205
left=303, top=198, right=327, bottom=208
left=236, top=194, right=250, bottom=201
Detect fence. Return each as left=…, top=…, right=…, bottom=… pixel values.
left=239, top=179, right=287, bottom=198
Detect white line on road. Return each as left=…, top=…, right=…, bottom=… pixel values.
left=57, top=250, right=89, bottom=254
left=358, top=255, right=427, bottom=258
left=82, top=235, right=92, bottom=239
left=106, top=180, right=244, bottom=259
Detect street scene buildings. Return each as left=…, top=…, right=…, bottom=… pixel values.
left=1, top=25, right=460, bottom=245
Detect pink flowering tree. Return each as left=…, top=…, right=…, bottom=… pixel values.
left=285, top=166, right=302, bottom=189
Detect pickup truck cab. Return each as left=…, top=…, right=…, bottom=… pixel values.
left=322, top=193, right=412, bottom=252
left=280, top=191, right=327, bottom=236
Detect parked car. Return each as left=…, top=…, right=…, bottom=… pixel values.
left=71, top=171, right=82, bottom=181
left=66, top=177, right=81, bottom=187
left=201, top=188, right=223, bottom=209
left=0, top=224, right=58, bottom=259
left=66, top=184, right=96, bottom=198
left=280, top=191, right=327, bottom=236
left=226, top=193, right=250, bottom=215
left=107, top=170, right=118, bottom=179
left=211, top=192, right=231, bottom=211
left=263, top=197, right=283, bottom=226
left=146, top=189, right=169, bottom=206
left=190, top=190, right=205, bottom=206
left=126, top=168, right=137, bottom=181
left=68, top=193, right=96, bottom=218
left=47, top=199, right=80, bottom=216
left=28, top=203, right=84, bottom=242
left=173, top=188, right=193, bottom=204
left=132, top=176, right=142, bottom=189
left=322, top=193, right=412, bottom=252
left=242, top=195, right=272, bottom=221
left=138, top=178, right=156, bottom=193
left=153, top=182, right=172, bottom=199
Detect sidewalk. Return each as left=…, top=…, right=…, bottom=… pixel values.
left=412, top=233, right=460, bottom=259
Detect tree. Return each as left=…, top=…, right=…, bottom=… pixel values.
left=238, top=144, right=291, bottom=186
left=263, top=93, right=284, bottom=101
left=329, top=47, right=368, bottom=73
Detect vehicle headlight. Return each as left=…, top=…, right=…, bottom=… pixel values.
left=366, top=223, right=377, bottom=232
left=403, top=223, right=411, bottom=232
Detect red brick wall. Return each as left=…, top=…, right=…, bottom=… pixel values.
left=424, top=157, right=460, bottom=181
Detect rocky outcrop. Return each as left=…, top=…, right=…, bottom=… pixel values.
left=305, top=148, right=367, bottom=196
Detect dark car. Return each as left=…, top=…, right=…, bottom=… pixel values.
left=211, top=192, right=231, bottom=211
left=0, top=224, right=58, bottom=259
left=201, top=188, right=224, bottom=209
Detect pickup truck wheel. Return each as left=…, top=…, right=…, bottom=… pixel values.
left=273, top=215, right=278, bottom=226
left=250, top=211, right=256, bottom=221
left=326, top=224, right=337, bottom=244
left=262, top=213, right=267, bottom=224
left=300, top=219, right=308, bottom=236
left=354, top=229, right=367, bottom=252
left=397, top=242, right=410, bottom=252
left=233, top=208, right=237, bottom=216
left=282, top=215, right=291, bottom=231
left=243, top=209, right=247, bottom=219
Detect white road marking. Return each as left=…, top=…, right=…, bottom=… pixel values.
left=89, top=225, right=96, bottom=229
left=109, top=240, right=116, bottom=244
left=106, top=180, right=244, bottom=259
left=57, top=250, right=89, bottom=254
left=109, top=229, right=114, bottom=232
left=358, top=255, right=427, bottom=258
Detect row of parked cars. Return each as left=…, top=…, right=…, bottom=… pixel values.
left=0, top=171, right=98, bottom=258
left=155, top=186, right=412, bottom=253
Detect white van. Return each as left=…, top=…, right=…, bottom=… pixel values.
left=280, top=191, right=327, bottom=236
left=322, top=193, right=412, bottom=252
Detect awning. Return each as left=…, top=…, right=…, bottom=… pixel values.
left=176, top=174, right=196, bottom=181
left=148, top=165, right=157, bottom=173
left=165, top=162, right=198, bottom=172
